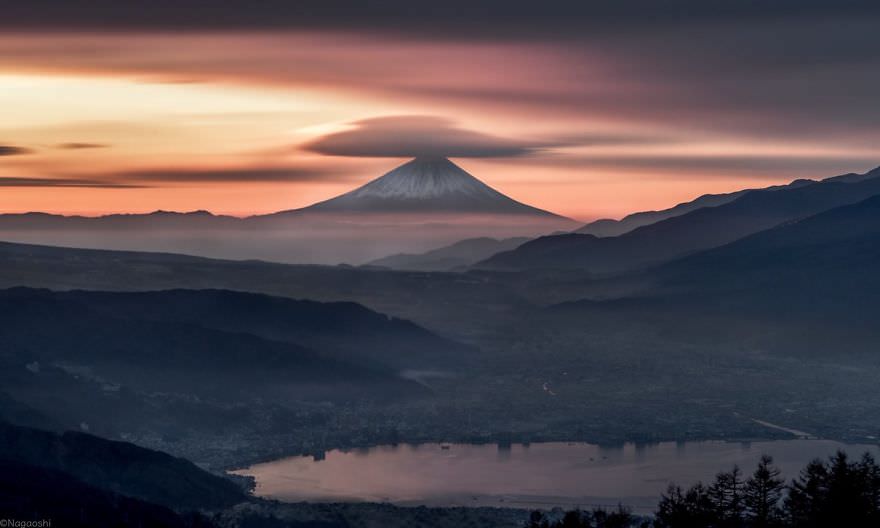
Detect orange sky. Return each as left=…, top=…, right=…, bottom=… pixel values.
left=1, top=31, right=878, bottom=221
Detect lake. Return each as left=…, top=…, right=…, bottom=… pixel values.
left=233, top=440, right=880, bottom=513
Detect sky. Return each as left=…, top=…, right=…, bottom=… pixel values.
left=1, top=1, right=879, bottom=220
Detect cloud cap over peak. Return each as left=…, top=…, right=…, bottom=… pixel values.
left=303, top=116, right=539, bottom=159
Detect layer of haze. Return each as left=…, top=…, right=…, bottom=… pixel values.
left=1, top=2, right=879, bottom=220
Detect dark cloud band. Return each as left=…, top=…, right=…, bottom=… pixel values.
left=0, top=177, right=140, bottom=188
left=3, top=1, right=878, bottom=35
left=56, top=143, right=109, bottom=150
left=0, top=145, right=32, bottom=156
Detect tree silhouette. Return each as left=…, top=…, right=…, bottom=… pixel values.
left=785, top=458, right=827, bottom=527
left=561, top=509, right=585, bottom=528
left=860, top=453, right=880, bottom=519
left=744, top=455, right=785, bottom=527
left=529, top=451, right=880, bottom=528
left=708, top=465, right=745, bottom=527
left=527, top=510, right=550, bottom=528
left=524, top=505, right=635, bottom=528
left=593, top=505, right=633, bottom=528
left=654, top=483, right=713, bottom=528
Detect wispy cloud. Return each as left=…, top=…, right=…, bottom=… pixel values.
left=524, top=153, right=880, bottom=179
left=107, top=165, right=354, bottom=183
left=56, top=142, right=109, bottom=150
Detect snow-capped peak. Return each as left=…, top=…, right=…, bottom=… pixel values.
left=300, top=157, right=565, bottom=217
left=343, top=157, right=505, bottom=200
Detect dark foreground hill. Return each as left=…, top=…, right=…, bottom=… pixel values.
left=0, top=421, right=245, bottom=511
left=0, top=460, right=213, bottom=528
left=0, top=421, right=534, bottom=528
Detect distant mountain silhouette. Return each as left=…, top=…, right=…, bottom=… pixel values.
left=548, top=195, right=880, bottom=358
left=576, top=178, right=816, bottom=237
left=367, top=236, right=530, bottom=271
left=0, top=240, right=534, bottom=340
left=654, top=193, right=880, bottom=299
left=0, top=209, right=240, bottom=230
left=477, top=165, right=880, bottom=272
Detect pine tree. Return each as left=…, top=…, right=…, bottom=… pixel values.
left=744, top=455, right=785, bottom=527
left=857, top=453, right=880, bottom=525
left=709, top=465, right=745, bottom=527
left=784, top=458, right=828, bottom=528
left=654, top=482, right=713, bottom=528
left=594, top=505, right=632, bottom=528
left=527, top=510, right=549, bottom=528
left=822, top=450, right=878, bottom=527
left=560, top=509, right=584, bottom=528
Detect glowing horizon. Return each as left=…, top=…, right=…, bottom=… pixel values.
left=1, top=24, right=878, bottom=221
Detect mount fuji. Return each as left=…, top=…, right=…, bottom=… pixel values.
left=0, top=157, right=575, bottom=264
left=288, top=157, right=569, bottom=218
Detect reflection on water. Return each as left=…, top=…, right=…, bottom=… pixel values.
left=233, top=440, right=880, bottom=513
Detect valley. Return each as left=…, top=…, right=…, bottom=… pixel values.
left=2, top=212, right=880, bottom=472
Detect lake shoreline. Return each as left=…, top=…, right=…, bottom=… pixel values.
left=221, top=427, right=807, bottom=473
left=232, top=439, right=880, bottom=514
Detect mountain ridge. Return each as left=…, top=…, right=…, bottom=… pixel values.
left=576, top=178, right=816, bottom=238
left=367, top=236, right=531, bottom=271
left=476, top=165, right=880, bottom=272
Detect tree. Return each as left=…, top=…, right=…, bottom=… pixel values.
left=560, top=509, right=585, bottom=528
left=551, top=452, right=880, bottom=528
left=744, top=455, right=785, bottom=527
left=822, top=450, right=880, bottom=527
left=593, top=505, right=632, bottom=528
left=527, top=510, right=550, bottom=528
left=708, top=465, right=745, bottom=527
left=785, top=458, right=827, bottom=528
left=784, top=450, right=880, bottom=527
left=857, top=452, right=880, bottom=524
left=654, top=482, right=713, bottom=528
